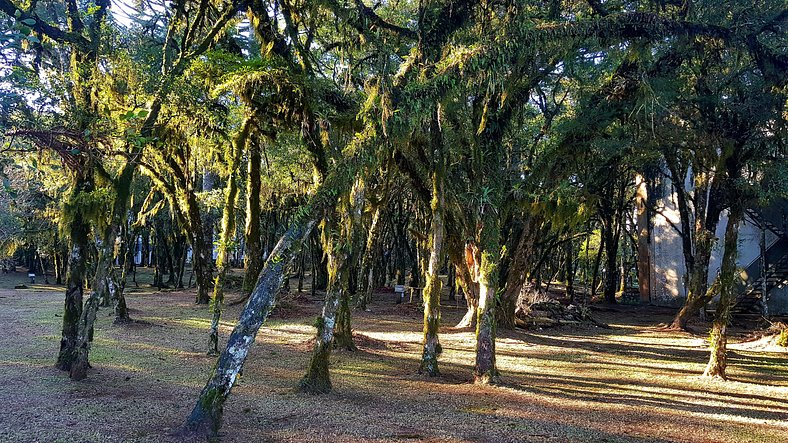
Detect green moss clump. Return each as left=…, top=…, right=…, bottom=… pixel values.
left=776, top=329, right=788, bottom=347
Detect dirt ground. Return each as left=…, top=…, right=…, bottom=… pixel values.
left=0, top=270, right=787, bottom=443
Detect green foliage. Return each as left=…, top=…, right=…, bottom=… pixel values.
left=777, top=329, right=788, bottom=348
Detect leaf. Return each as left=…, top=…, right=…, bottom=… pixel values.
left=137, top=110, right=149, bottom=118
left=70, top=149, right=81, bottom=155
left=26, top=35, right=39, bottom=44
left=21, top=18, right=36, bottom=26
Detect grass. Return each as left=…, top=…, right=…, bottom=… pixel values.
left=0, top=270, right=786, bottom=442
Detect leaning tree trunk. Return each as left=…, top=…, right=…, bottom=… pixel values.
left=184, top=214, right=318, bottom=435
left=242, top=139, right=264, bottom=296
left=208, top=120, right=249, bottom=355
left=183, top=127, right=373, bottom=436
left=56, top=169, right=93, bottom=372
left=703, top=204, right=743, bottom=379
left=419, top=170, right=445, bottom=376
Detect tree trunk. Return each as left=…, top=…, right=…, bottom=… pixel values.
left=496, top=217, right=541, bottom=328
left=566, top=240, right=575, bottom=301
left=301, top=215, right=350, bottom=391
left=703, top=204, right=742, bottom=378
left=454, top=261, right=479, bottom=328
left=182, top=125, right=372, bottom=438
left=356, top=206, right=382, bottom=310
left=56, top=170, right=93, bottom=372
left=185, top=214, right=317, bottom=435
left=209, top=120, right=249, bottom=355
left=447, top=261, right=456, bottom=302
left=419, top=174, right=444, bottom=376
left=115, top=224, right=132, bottom=322
left=473, top=222, right=500, bottom=384
left=185, top=191, right=212, bottom=304
left=590, top=235, right=604, bottom=298
left=71, top=164, right=136, bottom=378
left=670, top=172, right=723, bottom=330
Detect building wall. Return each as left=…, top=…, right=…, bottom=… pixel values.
left=648, top=187, right=787, bottom=314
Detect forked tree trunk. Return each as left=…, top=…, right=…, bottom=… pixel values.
left=670, top=172, right=723, bottom=330
left=703, top=204, right=742, bottom=379
left=71, top=164, right=136, bottom=379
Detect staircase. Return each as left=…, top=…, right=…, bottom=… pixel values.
left=735, top=202, right=788, bottom=317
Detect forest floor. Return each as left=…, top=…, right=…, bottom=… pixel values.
left=0, top=270, right=787, bottom=443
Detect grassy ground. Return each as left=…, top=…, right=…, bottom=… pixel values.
left=0, top=269, right=786, bottom=443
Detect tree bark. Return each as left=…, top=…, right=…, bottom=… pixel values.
left=601, top=224, right=620, bottom=304
left=183, top=126, right=374, bottom=435
left=472, top=223, right=500, bottom=384
left=670, top=172, right=723, bottom=330
left=356, top=206, right=382, bottom=310
left=56, top=169, right=93, bottom=372
left=209, top=119, right=249, bottom=355
left=419, top=170, right=444, bottom=376
left=185, top=190, right=213, bottom=304
left=300, top=214, right=351, bottom=392
left=703, top=204, right=742, bottom=378
left=454, top=260, right=479, bottom=328
left=184, top=215, right=318, bottom=435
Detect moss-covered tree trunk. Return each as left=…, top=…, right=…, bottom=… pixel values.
left=56, top=168, right=93, bottom=372
left=356, top=206, right=382, bottom=310
left=670, top=172, right=724, bottom=330
left=333, top=274, right=355, bottom=351
left=209, top=120, right=250, bottom=355
left=419, top=170, right=444, bottom=376
left=454, top=259, right=479, bottom=328
left=184, top=216, right=317, bottom=435
left=473, top=220, right=501, bottom=384
left=70, top=164, right=136, bottom=379
left=184, top=191, right=212, bottom=304
left=115, top=222, right=133, bottom=322
left=242, top=139, right=263, bottom=297
left=703, top=204, right=742, bottom=379
left=300, top=215, right=349, bottom=392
